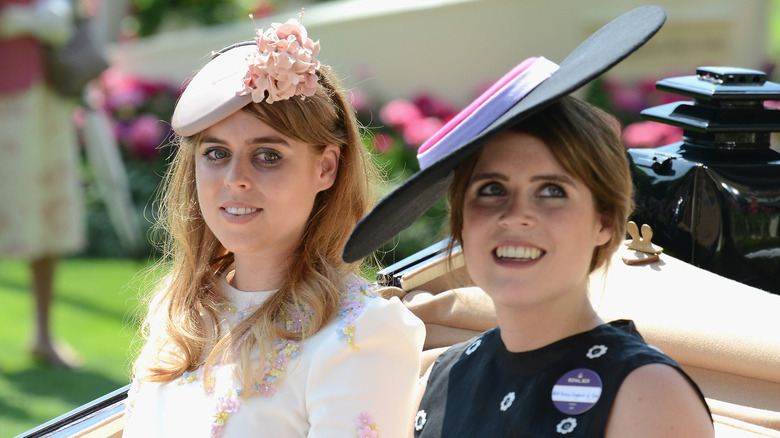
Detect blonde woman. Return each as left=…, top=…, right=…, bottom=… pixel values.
left=123, top=16, right=424, bottom=438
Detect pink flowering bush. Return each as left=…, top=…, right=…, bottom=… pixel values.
left=353, top=92, right=459, bottom=263
left=588, top=75, right=687, bottom=149
left=377, top=94, right=456, bottom=148
left=89, top=68, right=179, bottom=161
left=622, top=121, right=683, bottom=149
left=81, top=69, right=181, bottom=257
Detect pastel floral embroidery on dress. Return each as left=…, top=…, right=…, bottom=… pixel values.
left=336, top=276, right=380, bottom=350
left=284, top=305, right=311, bottom=332
left=210, top=389, right=243, bottom=438
left=414, top=410, right=427, bottom=431
left=586, top=344, right=608, bottom=359
left=176, top=366, right=205, bottom=386
left=178, top=371, right=198, bottom=385
left=465, top=338, right=482, bottom=355
left=356, top=410, right=379, bottom=438
left=216, top=301, right=237, bottom=315
left=136, top=273, right=375, bottom=437
left=215, top=301, right=262, bottom=334
left=204, top=274, right=372, bottom=436
left=499, top=391, right=516, bottom=411
left=254, top=337, right=301, bottom=397
left=556, top=417, right=578, bottom=434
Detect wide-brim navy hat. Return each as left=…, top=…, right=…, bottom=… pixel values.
left=342, top=5, right=666, bottom=263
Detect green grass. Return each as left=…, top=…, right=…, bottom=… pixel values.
left=0, top=257, right=158, bottom=437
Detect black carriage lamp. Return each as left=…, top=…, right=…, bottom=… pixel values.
left=641, top=66, right=780, bottom=158
left=628, top=66, right=780, bottom=294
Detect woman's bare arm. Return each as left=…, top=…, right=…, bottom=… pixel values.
left=606, top=363, right=714, bottom=438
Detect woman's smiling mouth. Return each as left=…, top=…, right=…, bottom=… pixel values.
left=494, top=245, right=545, bottom=261
left=223, top=207, right=260, bottom=215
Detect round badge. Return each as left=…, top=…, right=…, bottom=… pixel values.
left=551, top=368, right=602, bottom=415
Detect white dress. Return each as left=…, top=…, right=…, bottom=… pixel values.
left=123, top=273, right=425, bottom=438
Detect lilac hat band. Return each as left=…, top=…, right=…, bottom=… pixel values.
left=416, top=56, right=559, bottom=170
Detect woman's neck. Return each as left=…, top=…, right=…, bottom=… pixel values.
left=230, top=251, right=291, bottom=292
left=494, top=287, right=603, bottom=353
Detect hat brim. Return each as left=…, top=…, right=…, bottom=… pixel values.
left=171, top=44, right=256, bottom=137
left=342, top=5, right=666, bottom=263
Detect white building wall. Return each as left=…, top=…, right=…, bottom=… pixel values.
left=106, top=0, right=769, bottom=106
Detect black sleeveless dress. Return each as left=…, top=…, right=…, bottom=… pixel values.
left=414, top=320, right=710, bottom=437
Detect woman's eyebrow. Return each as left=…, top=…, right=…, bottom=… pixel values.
left=247, top=135, right=291, bottom=148
left=199, top=135, right=292, bottom=148
left=530, top=174, right=576, bottom=185
left=199, top=135, right=224, bottom=145
left=470, top=172, right=508, bottom=184
left=469, top=172, right=576, bottom=185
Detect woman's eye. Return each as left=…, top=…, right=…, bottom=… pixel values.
left=203, top=147, right=228, bottom=161
left=257, top=150, right=282, bottom=164
left=477, top=182, right=505, bottom=196
left=538, top=184, right=566, bottom=198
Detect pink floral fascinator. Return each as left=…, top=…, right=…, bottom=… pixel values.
left=171, top=13, right=322, bottom=137
left=342, top=6, right=667, bottom=263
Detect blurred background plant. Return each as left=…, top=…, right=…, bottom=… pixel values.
left=355, top=91, right=457, bottom=265
left=79, top=69, right=179, bottom=258
left=119, top=0, right=335, bottom=39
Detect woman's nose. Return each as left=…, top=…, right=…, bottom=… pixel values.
left=224, top=158, right=252, bottom=189
left=498, top=195, right=536, bottom=228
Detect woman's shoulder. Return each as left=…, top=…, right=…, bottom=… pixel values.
left=313, top=274, right=425, bottom=352
left=606, top=363, right=714, bottom=437
left=595, top=320, right=713, bottom=437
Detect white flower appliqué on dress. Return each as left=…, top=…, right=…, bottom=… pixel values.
left=414, top=410, right=427, bottom=431
left=465, top=338, right=482, bottom=355
left=556, top=417, right=577, bottom=434
left=499, top=392, right=515, bottom=412
left=586, top=344, right=608, bottom=359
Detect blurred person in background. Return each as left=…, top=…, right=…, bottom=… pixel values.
left=0, top=0, right=85, bottom=368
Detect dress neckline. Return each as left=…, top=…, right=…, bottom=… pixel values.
left=220, top=270, right=277, bottom=314
left=483, top=322, right=632, bottom=376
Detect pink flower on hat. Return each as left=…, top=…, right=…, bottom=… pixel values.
left=238, top=16, right=321, bottom=104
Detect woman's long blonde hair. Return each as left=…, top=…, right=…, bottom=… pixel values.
left=447, top=96, right=633, bottom=274
left=133, top=66, right=377, bottom=387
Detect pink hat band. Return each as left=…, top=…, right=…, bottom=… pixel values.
left=417, top=56, right=559, bottom=170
